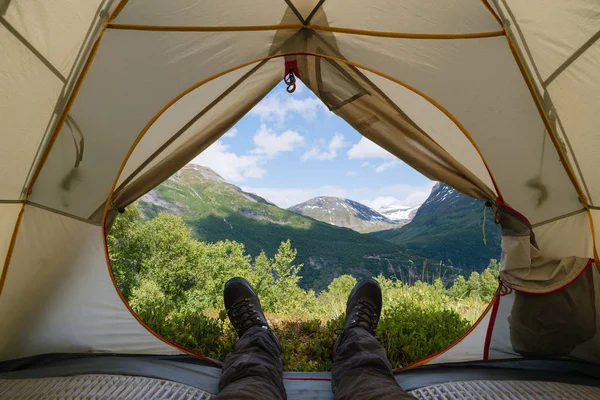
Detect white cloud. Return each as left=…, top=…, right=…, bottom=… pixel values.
left=348, top=138, right=401, bottom=173
left=191, top=141, right=265, bottom=183
left=250, top=92, right=327, bottom=124
left=375, top=159, right=400, bottom=173
left=223, top=128, right=238, bottom=138
left=191, top=124, right=304, bottom=182
left=347, top=137, right=394, bottom=160
left=364, top=182, right=436, bottom=208
left=302, top=133, right=347, bottom=161
left=252, top=124, right=304, bottom=158
left=346, top=170, right=359, bottom=177
left=241, top=181, right=435, bottom=209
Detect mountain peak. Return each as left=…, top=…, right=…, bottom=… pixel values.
left=180, top=164, right=225, bottom=182
left=288, top=197, right=403, bottom=233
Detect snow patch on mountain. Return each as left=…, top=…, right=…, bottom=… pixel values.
left=369, top=198, right=422, bottom=223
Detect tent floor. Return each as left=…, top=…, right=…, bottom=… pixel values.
left=2, top=375, right=600, bottom=399
left=1, top=355, right=600, bottom=399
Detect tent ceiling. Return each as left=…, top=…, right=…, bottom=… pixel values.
left=319, top=0, right=501, bottom=34
left=112, top=0, right=292, bottom=27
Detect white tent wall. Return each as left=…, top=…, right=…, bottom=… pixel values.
left=0, top=205, right=180, bottom=360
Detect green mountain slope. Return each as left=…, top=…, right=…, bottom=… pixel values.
left=373, top=183, right=501, bottom=273
left=137, top=165, right=441, bottom=291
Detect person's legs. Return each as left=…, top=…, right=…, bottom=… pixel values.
left=216, top=278, right=286, bottom=400
left=331, top=279, right=415, bottom=400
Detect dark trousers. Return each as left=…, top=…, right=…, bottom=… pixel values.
left=216, top=326, right=415, bottom=399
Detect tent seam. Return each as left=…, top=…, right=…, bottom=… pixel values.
left=304, top=0, right=327, bottom=25
left=530, top=208, right=586, bottom=229
left=543, top=31, right=600, bottom=87
left=0, top=16, right=66, bottom=83
left=479, top=0, right=503, bottom=27
left=282, top=0, right=305, bottom=25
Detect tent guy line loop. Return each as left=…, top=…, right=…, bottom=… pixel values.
left=105, top=23, right=505, bottom=40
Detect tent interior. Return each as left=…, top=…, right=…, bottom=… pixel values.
left=1, top=0, right=600, bottom=398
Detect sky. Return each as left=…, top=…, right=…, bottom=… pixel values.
left=191, top=80, right=434, bottom=210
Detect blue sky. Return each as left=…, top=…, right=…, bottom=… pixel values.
left=192, top=81, right=434, bottom=209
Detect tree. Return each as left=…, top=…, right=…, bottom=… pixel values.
left=138, top=214, right=200, bottom=302
left=449, top=275, right=468, bottom=299
left=319, top=275, right=357, bottom=317
left=270, top=240, right=304, bottom=313
left=107, top=205, right=143, bottom=298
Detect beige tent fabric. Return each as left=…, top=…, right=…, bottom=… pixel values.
left=493, top=0, right=600, bottom=209
left=2, top=0, right=106, bottom=78
left=27, top=28, right=291, bottom=219
left=548, top=41, right=600, bottom=205
left=533, top=211, right=593, bottom=260
left=361, top=71, right=496, bottom=194
left=0, top=204, right=21, bottom=285
left=0, top=205, right=180, bottom=360
left=112, top=0, right=292, bottom=27
left=497, top=0, right=600, bottom=83
left=115, top=63, right=263, bottom=189
left=102, top=59, right=282, bottom=223
left=0, top=25, right=63, bottom=200
left=304, top=62, right=495, bottom=201
left=115, top=59, right=283, bottom=194
left=318, top=0, right=501, bottom=34
left=497, top=201, right=592, bottom=292
left=326, top=33, right=581, bottom=224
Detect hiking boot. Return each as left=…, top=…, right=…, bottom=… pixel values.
left=342, top=278, right=382, bottom=335
left=224, top=277, right=269, bottom=337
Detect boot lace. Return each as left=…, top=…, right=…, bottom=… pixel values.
left=228, top=298, right=265, bottom=333
left=346, top=299, right=379, bottom=335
